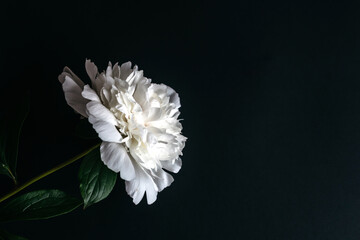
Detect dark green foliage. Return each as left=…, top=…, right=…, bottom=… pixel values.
left=79, top=147, right=117, bottom=208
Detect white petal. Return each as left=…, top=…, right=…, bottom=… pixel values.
left=86, top=101, right=117, bottom=125
left=100, top=88, right=111, bottom=106
left=133, top=81, right=150, bottom=108
left=120, top=61, right=132, bottom=80
left=151, top=167, right=174, bottom=192
left=112, top=63, right=120, bottom=78
left=106, top=62, right=112, bottom=77
left=85, top=59, right=98, bottom=83
left=114, top=78, right=129, bottom=92
left=58, top=66, right=84, bottom=88
left=59, top=75, right=88, bottom=117
left=82, top=85, right=100, bottom=102
left=161, top=158, right=182, bottom=173
left=167, top=86, right=180, bottom=108
left=103, top=75, right=115, bottom=89
left=100, top=142, right=135, bottom=181
left=145, top=186, right=157, bottom=205
left=132, top=70, right=144, bottom=85
left=125, top=160, right=174, bottom=205
left=125, top=163, right=157, bottom=204
left=146, top=107, right=162, bottom=122
left=85, top=59, right=102, bottom=93
left=126, top=178, right=146, bottom=205
left=88, top=115, right=123, bottom=143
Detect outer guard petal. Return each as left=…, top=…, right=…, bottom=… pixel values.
left=86, top=101, right=118, bottom=125
left=161, top=158, right=182, bottom=173
left=120, top=61, right=133, bottom=80
left=125, top=162, right=157, bottom=204
left=85, top=59, right=102, bottom=93
left=125, top=160, right=174, bottom=205
left=85, top=59, right=98, bottom=84
left=100, top=142, right=135, bottom=181
left=58, top=74, right=88, bottom=117
left=88, top=115, right=123, bottom=143
left=82, top=85, right=101, bottom=102
left=150, top=167, right=174, bottom=192
left=59, top=66, right=85, bottom=88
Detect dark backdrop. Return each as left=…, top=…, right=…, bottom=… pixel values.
left=1, top=1, right=360, bottom=239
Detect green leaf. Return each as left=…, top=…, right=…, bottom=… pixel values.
left=0, top=229, right=27, bottom=240
left=0, top=190, right=82, bottom=222
left=74, top=119, right=98, bottom=139
left=0, top=163, right=14, bottom=180
left=0, top=94, right=30, bottom=183
left=79, top=147, right=117, bottom=208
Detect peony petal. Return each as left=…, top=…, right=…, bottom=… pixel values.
left=150, top=167, right=174, bottom=192
left=133, top=81, right=150, bottom=108
left=126, top=176, right=146, bottom=205
left=103, top=74, right=115, bottom=89
left=120, top=61, right=133, bottom=80
left=100, top=142, right=135, bottom=181
left=161, top=158, right=182, bottom=173
left=58, top=66, right=85, bottom=88
left=167, top=86, right=181, bottom=108
left=145, top=186, right=157, bottom=205
left=132, top=70, right=144, bottom=86
left=85, top=59, right=102, bottom=93
left=146, top=107, right=162, bottom=122
left=114, top=78, right=129, bottom=92
left=112, top=63, right=120, bottom=78
left=85, top=59, right=98, bottom=83
left=82, top=85, right=100, bottom=102
left=100, top=88, right=111, bottom=106
left=125, top=162, right=158, bottom=205
left=125, top=152, right=175, bottom=204
left=86, top=101, right=118, bottom=125
left=58, top=74, right=88, bottom=117
left=106, top=62, right=112, bottom=77
left=126, top=65, right=138, bottom=86
left=88, top=115, right=123, bottom=143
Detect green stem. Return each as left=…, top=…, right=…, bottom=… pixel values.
left=0, top=143, right=101, bottom=204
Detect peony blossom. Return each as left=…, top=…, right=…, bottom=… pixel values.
left=58, top=60, right=186, bottom=204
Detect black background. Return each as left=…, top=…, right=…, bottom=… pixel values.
left=1, top=0, right=360, bottom=239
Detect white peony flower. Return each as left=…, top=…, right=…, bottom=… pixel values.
left=58, top=60, right=186, bottom=204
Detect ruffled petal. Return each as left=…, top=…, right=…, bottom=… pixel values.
left=120, top=61, right=133, bottom=80
left=100, top=142, right=135, bottom=181
left=86, top=101, right=118, bottom=125
left=58, top=72, right=88, bottom=117
left=167, top=86, right=181, bottom=108
left=59, top=66, right=85, bottom=88
left=112, top=63, right=120, bottom=78
left=85, top=59, right=98, bottom=83
left=88, top=115, right=123, bottom=143
left=106, top=62, right=113, bottom=77
left=161, top=158, right=182, bottom=173
left=125, top=162, right=157, bottom=204
left=125, top=160, right=174, bottom=205
left=85, top=59, right=102, bottom=93
left=82, top=85, right=100, bottom=102
left=150, top=167, right=174, bottom=192
left=133, top=79, right=151, bottom=108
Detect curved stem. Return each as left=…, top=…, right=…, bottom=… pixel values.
left=0, top=143, right=101, bottom=204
